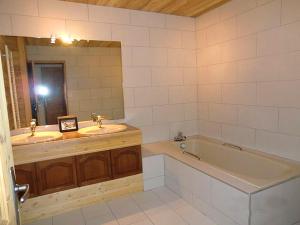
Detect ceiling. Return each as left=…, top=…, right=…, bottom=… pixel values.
left=61, top=0, right=229, bottom=17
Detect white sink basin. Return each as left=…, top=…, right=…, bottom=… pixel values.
left=78, top=124, right=127, bottom=137
left=11, top=131, right=63, bottom=146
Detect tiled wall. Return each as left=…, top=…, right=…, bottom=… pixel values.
left=1, top=0, right=300, bottom=161
left=196, top=0, right=300, bottom=161
left=26, top=45, right=124, bottom=121
left=0, top=0, right=197, bottom=143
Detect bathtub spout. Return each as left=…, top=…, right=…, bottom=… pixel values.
left=222, top=143, right=243, bottom=151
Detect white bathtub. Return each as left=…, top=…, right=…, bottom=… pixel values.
left=142, top=137, right=300, bottom=225
left=172, top=138, right=300, bottom=188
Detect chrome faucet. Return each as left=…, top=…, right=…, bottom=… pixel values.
left=30, top=119, right=36, bottom=136
left=91, top=113, right=104, bottom=128
left=174, top=132, right=186, bottom=142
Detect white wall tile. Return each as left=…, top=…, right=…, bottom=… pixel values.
left=237, top=0, right=281, bottom=36
left=170, top=120, right=199, bottom=139
left=112, top=25, right=149, bottom=47
left=134, top=87, right=168, bottom=107
left=279, top=108, right=300, bottom=136
left=206, top=17, right=236, bottom=45
left=131, top=11, right=165, bottom=28
left=0, top=14, right=12, bottom=35
left=184, top=103, right=198, bottom=120
left=169, top=86, right=197, bottom=104
left=123, top=67, right=151, bottom=87
left=197, top=45, right=221, bottom=66
left=196, top=8, right=219, bottom=30
left=198, top=103, right=209, bottom=120
left=238, top=106, right=278, bottom=131
left=132, top=47, right=167, bottom=66
left=153, top=105, right=185, bottom=124
left=257, top=21, right=300, bottom=56
left=198, top=84, right=222, bottom=103
left=221, top=35, right=257, bottom=62
left=0, top=0, right=38, bottom=16
left=256, top=130, right=300, bottom=160
left=150, top=28, right=181, bottom=48
left=38, top=0, right=88, bottom=20
left=123, top=88, right=134, bottom=108
left=140, top=124, right=170, bottom=143
left=125, top=107, right=153, bottom=126
left=281, top=0, right=300, bottom=24
left=181, top=31, right=196, bottom=49
left=198, top=120, right=222, bottom=139
left=257, top=81, right=300, bottom=107
left=152, top=67, right=183, bottom=86
left=88, top=5, right=130, bottom=24
left=12, top=15, right=66, bottom=37
left=222, top=83, right=257, bottom=105
left=166, top=15, right=195, bottom=31
left=221, top=124, right=256, bottom=147
left=66, top=20, right=111, bottom=41
left=209, top=103, right=238, bottom=124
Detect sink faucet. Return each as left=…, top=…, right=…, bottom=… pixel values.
left=30, top=119, right=37, bottom=136
left=174, top=132, right=186, bottom=142
left=91, top=113, right=104, bottom=128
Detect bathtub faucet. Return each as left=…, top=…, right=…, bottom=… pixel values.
left=174, top=132, right=186, bottom=142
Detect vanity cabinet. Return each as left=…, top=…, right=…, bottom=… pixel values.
left=76, top=151, right=112, bottom=186
left=36, top=157, right=77, bottom=195
left=15, top=145, right=142, bottom=197
left=111, top=146, right=142, bottom=179
left=15, top=163, right=38, bottom=197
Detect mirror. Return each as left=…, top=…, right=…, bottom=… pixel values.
left=0, top=36, right=124, bottom=130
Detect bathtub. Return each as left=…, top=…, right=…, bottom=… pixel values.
left=172, top=138, right=300, bottom=189
left=142, top=136, right=300, bottom=225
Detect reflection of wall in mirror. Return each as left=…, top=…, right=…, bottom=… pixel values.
left=26, top=46, right=124, bottom=122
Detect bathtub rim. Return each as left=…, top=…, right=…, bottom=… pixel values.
left=142, top=135, right=300, bottom=194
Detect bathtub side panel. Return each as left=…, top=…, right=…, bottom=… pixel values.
left=250, top=177, right=300, bottom=225
left=164, top=155, right=250, bottom=225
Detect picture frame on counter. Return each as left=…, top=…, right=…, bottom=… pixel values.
left=57, top=115, right=78, bottom=132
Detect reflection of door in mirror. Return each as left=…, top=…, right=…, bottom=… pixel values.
left=29, top=63, right=67, bottom=125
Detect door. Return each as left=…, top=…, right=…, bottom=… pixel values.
left=0, top=52, right=18, bottom=225
left=36, top=157, right=77, bottom=195
left=30, top=63, right=67, bottom=125
left=76, top=151, right=112, bottom=186
left=111, top=146, right=142, bottom=179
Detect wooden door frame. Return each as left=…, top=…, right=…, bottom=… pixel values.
left=0, top=50, right=18, bottom=225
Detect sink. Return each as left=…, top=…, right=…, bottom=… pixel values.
left=11, top=131, right=63, bottom=146
left=78, top=124, right=127, bottom=137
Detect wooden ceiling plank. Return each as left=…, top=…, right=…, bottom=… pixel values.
left=60, top=0, right=230, bottom=17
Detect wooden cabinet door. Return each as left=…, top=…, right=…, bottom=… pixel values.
left=76, top=151, right=112, bottom=186
left=36, top=157, right=77, bottom=195
left=111, top=145, right=142, bottom=179
left=15, top=163, right=38, bottom=198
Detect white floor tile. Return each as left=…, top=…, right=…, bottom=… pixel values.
left=53, top=209, right=85, bottom=225
left=175, top=204, right=216, bottom=225
left=29, top=187, right=216, bottom=225
left=25, top=217, right=52, bottom=225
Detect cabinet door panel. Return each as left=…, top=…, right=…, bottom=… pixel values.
left=36, top=157, right=77, bottom=195
left=15, top=163, right=38, bottom=197
left=111, top=145, right=142, bottom=179
left=76, top=151, right=112, bottom=186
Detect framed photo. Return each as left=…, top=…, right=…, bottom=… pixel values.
left=57, top=115, right=78, bottom=132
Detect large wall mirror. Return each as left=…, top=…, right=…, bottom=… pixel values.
left=0, top=36, right=124, bottom=130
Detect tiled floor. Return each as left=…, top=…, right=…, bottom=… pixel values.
left=26, top=187, right=216, bottom=225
